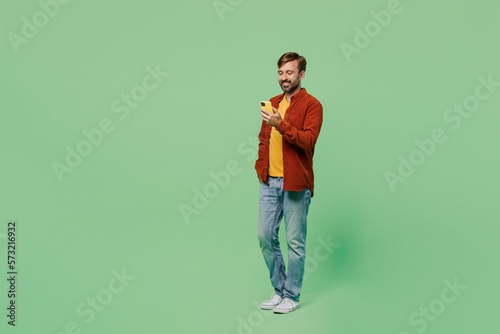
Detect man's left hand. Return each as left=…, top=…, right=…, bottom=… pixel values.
left=261, top=107, right=281, bottom=127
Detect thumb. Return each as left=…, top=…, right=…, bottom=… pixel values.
left=271, top=107, right=278, bottom=114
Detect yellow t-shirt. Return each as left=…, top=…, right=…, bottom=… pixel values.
left=268, top=96, right=290, bottom=177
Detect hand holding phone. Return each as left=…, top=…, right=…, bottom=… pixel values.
left=260, top=101, right=281, bottom=127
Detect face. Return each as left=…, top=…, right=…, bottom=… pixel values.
left=278, top=60, right=304, bottom=93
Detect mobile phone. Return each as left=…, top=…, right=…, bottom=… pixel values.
left=260, top=101, right=273, bottom=114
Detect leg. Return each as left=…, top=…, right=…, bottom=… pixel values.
left=257, top=177, right=286, bottom=296
left=282, top=187, right=312, bottom=302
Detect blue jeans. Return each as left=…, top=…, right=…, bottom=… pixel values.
left=258, top=176, right=312, bottom=302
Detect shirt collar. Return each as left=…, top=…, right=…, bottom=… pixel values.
left=278, top=87, right=307, bottom=103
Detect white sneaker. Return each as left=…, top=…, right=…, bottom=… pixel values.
left=273, top=298, right=300, bottom=314
left=260, top=293, right=283, bottom=310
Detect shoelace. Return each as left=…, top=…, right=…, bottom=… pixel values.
left=269, top=294, right=281, bottom=303
left=277, top=298, right=294, bottom=309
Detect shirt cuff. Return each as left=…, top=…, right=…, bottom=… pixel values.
left=276, top=119, right=289, bottom=134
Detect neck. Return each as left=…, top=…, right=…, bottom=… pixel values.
left=285, top=85, right=302, bottom=102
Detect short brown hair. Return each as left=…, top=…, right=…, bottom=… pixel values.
left=277, top=52, right=307, bottom=74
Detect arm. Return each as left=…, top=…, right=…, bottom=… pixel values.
left=276, top=100, right=323, bottom=151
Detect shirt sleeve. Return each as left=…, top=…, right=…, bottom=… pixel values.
left=275, top=99, right=323, bottom=151
left=254, top=121, right=268, bottom=178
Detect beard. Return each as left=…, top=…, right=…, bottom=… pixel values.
left=279, top=77, right=300, bottom=93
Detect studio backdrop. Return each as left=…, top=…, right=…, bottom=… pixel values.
left=1, top=0, right=499, bottom=333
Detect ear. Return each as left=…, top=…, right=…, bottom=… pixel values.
left=299, top=70, right=305, bottom=80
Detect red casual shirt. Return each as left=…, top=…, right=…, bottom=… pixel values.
left=255, top=88, right=323, bottom=196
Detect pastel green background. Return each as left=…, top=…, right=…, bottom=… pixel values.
left=1, top=0, right=499, bottom=333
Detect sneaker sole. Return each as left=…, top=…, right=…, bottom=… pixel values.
left=261, top=304, right=279, bottom=310
left=273, top=305, right=300, bottom=314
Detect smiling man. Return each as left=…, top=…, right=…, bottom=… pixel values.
left=255, top=52, right=323, bottom=313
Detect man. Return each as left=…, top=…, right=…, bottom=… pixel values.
left=255, top=52, right=323, bottom=314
